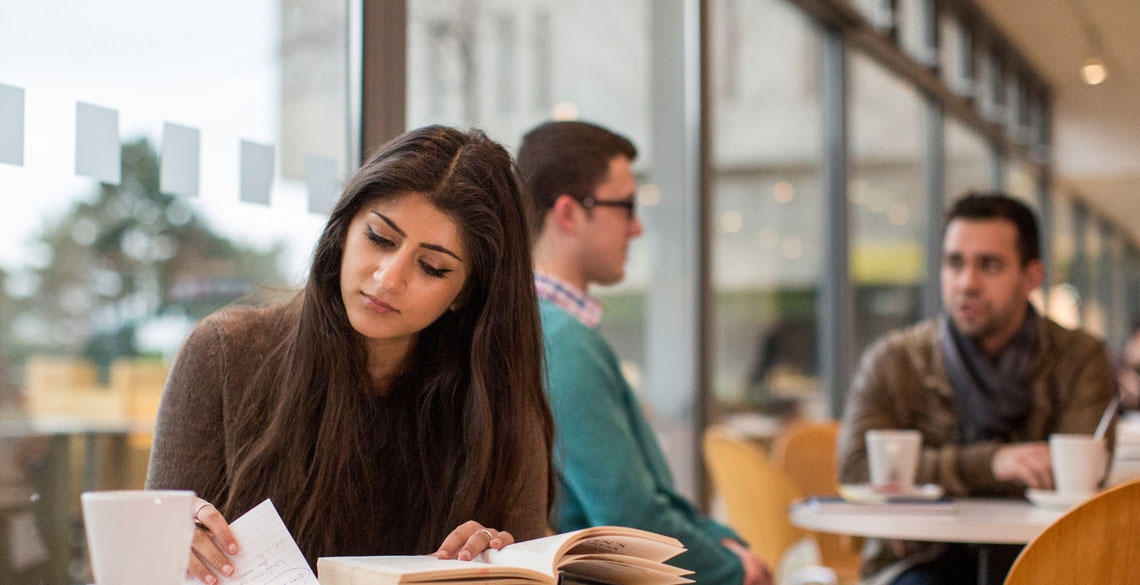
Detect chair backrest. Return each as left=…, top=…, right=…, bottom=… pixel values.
left=703, top=425, right=810, bottom=568
left=770, top=421, right=861, bottom=584
left=1004, top=478, right=1140, bottom=585
left=771, top=421, right=841, bottom=497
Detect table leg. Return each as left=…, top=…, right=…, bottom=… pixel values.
left=976, top=544, right=989, bottom=585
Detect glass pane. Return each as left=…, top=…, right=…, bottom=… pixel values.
left=1047, top=191, right=1080, bottom=329
left=945, top=116, right=991, bottom=201
left=1084, top=218, right=1105, bottom=337
left=938, top=12, right=972, bottom=96
left=0, top=1, right=349, bottom=582
left=1105, top=230, right=1127, bottom=350
left=710, top=0, right=824, bottom=428
left=1005, top=158, right=1039, bottom=208
left=897, top=0, right=933, bottom=65
left=849, top=53, right=926, bottom=355
left=407, top=0, right=692, bottom=478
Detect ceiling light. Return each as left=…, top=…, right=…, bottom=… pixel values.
left=1081, top=58, right=1108, bottom=85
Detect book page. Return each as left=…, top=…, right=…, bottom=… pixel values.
left=559, top=559, right=693, bottom=585
left=475, top=536, right=566, bottom=576
left=316, top=556, right=549, bottom=584
left=560, top=554, right=690, bottom=577
left=564, top=535, right=684, bottom=563
left=187, top=499, right=318, bottom=585
left=476, top=528, right=685, bottom=575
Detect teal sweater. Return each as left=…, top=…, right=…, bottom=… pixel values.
left=540, top=299, right=745, bottom=585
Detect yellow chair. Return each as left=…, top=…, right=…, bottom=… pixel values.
left=771, top=422, right=861, bottom=584
left=703, top=425, right=821, bottom=580
left=1004, top=478, right=1140, bottom=584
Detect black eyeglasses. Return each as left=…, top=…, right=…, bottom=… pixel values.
left=579, top=196, right=637, bottom=220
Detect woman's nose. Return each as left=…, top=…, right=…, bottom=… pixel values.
left=375, top=253, right=410, bottom=292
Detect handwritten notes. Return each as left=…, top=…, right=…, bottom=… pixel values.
left=188, top=499, right=317, bottom=585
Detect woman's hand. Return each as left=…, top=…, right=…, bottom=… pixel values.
left=188, top=498, right=241, bottom=584
left=722, top=538, right=773, bottom=585
left=434, top=521, right=514, bottom=561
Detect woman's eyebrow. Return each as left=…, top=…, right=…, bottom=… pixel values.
left=371, top=210, right=405, bottom=237
left=420, top=243, right=463, bottom=263
left=371, top=210, right=463, bottom=263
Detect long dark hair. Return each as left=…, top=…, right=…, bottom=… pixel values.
left=222, top=126, right=553, bottom=562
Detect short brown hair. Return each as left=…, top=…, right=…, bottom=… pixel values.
left=517, top=120, right=637, bottom=230
left=944, top=192, right=1040, bottom=265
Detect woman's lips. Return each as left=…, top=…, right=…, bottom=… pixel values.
left=362, top=292, right=399, bottom=314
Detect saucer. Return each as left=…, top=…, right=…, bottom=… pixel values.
left=1025, top=488, right=1095, bottom=511
left=838, top=483, right=945, bottom=504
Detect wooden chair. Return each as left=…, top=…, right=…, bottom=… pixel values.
left=1004, top=478, right=1140, bottom=584
left=771, top=421, right=861, bottom=584
left=704, top=425, right=836, bottom=584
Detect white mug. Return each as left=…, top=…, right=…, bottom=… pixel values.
left=865, top=429, right=923, bottom=493
left=1049, top=434, right=1107, bottom=496
left=81, top=490, right=196, bottom=585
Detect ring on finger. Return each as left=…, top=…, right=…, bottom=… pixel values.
left=194, top=502, right=213, bottom=520
left=475, top=528, right=496, bottom=540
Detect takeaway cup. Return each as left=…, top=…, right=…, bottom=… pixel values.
left=865, top=429, right=923, bottom=493
left=81, top=490, right=196, bottom=585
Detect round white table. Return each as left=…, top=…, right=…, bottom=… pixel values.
left=790, top=497, right=1064, bottom=544
left=790, top=498, right=1065, bottom=585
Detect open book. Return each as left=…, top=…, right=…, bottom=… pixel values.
left=316, top=526, right=694, bottom=585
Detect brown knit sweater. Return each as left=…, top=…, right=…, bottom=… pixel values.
left=145, top=304, right=550, bottom=557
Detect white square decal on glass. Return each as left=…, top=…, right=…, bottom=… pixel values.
left=160, top=122, right=200, bottom=196
left=305, top=155, right=338, bottom=215
left=0, top=83, right=24, bottom=166
left=75, top=102, right=120, bottom=184
left=240, top=140, right=275, bottom=205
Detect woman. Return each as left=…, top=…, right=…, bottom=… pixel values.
left=146, top=126, right=554, bottom=584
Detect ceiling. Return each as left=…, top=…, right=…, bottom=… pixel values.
left=974, top=0, right=1140, bottom=243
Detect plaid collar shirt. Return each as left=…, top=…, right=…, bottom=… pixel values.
left=534, top=272, right=603, bottom=329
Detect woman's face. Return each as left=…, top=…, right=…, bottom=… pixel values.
left=339, top=193, right=470, bottom=355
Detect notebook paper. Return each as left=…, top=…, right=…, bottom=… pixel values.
left=187, top=499, right=317, bottom=585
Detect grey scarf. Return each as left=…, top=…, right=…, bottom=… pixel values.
left=939, top=305, right=1040, bottom=443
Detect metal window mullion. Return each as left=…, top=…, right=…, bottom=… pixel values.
left=361, top=0, right=407, bottom=156
left=990, top=141, right=1005, bottom=191
left=1037, top=167, right=1052, bottom=312
left=820, top=23, right=852, bottom=419
left=922, top=97, right=944, bottom=319
left=644, top=0, right=704, bottom=502
left=347, top=0, right=364, bottom=170
left=1072, top=200, right=1089, bottom=325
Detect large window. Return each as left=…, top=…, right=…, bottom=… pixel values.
left=407, top=0, right=717, bottom=490
left=710, top=0, right=825, bottom=423
left=0, top=2, right=351, bottom=582
left=849, top=53, right=926, bottom=354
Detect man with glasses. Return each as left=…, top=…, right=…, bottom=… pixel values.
left=518, top=121, right=771, bottom=585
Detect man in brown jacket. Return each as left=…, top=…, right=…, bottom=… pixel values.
left=837, top=193, right=1116, bottom=585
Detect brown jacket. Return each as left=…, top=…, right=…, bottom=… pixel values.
left=837, top=315, right=1116, bottom=583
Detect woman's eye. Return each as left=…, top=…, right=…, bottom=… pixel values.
left=365, top=228, right=395, bottom=248
left=419, top=261, right=451, bottom=279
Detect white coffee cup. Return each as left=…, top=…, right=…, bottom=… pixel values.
left=81, top=490, right=196, bottom=585
left=865, top=429, right=923, bottom=493
left=1049, top=434, right=1108, bottom=496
